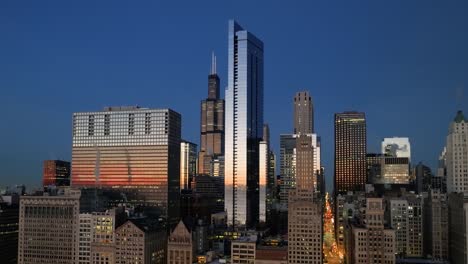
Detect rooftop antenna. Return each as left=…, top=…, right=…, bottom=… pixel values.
left=211, top=51, right=217, bottom=75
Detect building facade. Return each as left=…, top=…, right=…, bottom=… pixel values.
left=231, top=236, right=256, bottom=264
left=167, top=220, right=193, bottom=264
left=423, top=190, right=448, bottom=261
left=448, top=192, right=468, bottom=263
left=71, top=106, right=181, bottom=224
left=43, top=160, right=71, bottom=187
left=334, top=112, right=367, bottom=194
left=115, top=219, right=166, bottom=264
left=199, top=53, right=225, bottom=175
left=18, top=189, right=81, bottom=264
left=279, top=134, right=321, bottom=208
left=387, top=194, right=423, bottom=258
left=446, top=111, right=468, bottom=193
left=346, top=198, right=396, bottom=264
left=225, top=20, right=264, bottom=228
left=288, top=134, right=323, bottom=264
left=294, top=91, right=313, bottom=134
left=180, top=141, right=197, bottom=190
left=78, top=213, right=92, bottom=264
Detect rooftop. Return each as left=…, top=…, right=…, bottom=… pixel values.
left=454, top=110, right=467, bottom=123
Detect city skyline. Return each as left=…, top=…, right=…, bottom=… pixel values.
left=1, top=1, right=467, bottom=191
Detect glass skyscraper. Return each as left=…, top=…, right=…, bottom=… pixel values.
left=71, top=106, right=181, bottom=225
left=225, top=20, right=264, bottom=228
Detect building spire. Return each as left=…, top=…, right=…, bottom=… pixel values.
left=211, top=51, right=217, bottom=75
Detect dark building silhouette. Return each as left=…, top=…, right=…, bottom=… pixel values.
left=0, top=194, right=19, bottom=264
left=334, top=111, right=367, bottom=195
left=415, top=162, right=432, bottom=194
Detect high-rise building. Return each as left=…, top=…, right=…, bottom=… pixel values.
left=446, top=110, right=468, bottom=193
left=279, top=134, right=321, bottom=208
left=18, top=189, right=81, bottom=264
left=415, top=162, right=433, bottom=194
left=387, top=194, right=423, bottom=258
left=199, top=53, right=225, bottom=175
left=167, top=220, right=193, bottom=264
left=381, top=137, right=411, bottom=160
left=288, top=135, right=323, bottom=264
left=180, top=141, right=197, bottom=190
left=294, top=91, right=313, bottom=134
left=71, top=106, right=181, bottom=225
left=376, top=157, right=410, bottom=185
left=115, top=218, right=166, bottom=264
left=423, top=190, right=448, bottom=261
left=334, top=112, right=367, bottom=194
left=43, top=160, right=71, bottom=187
left=346, top=198, right=396, bottom=264
left=448, top=192, right=468, bottom=263
left=260, top=124, right=276, bottom=224
left=225, top=20, right=264, bottom=228
left=433, top=148, right=447, bottom=193
left=0, top=194, right=19, bottom=264
left=279, top=134, right=297, bottom=207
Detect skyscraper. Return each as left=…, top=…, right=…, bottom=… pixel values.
left=446, top=110, right=468, bottom=193
left=43, top=160, right=71, bottom=187
left=199, top=54, right=225, bottom=175
left=280, top=91, right=321, bottom=208
left=288, top=135, right=323, bottom=264
left=225, top=20, right=264, bottom=228
left=287, top=90, right=322, bottom=263
left=334, top=111, right=367, bottom=194
left=423, top=190, right=449, bottom=261
left=180, top=141, right=197, bottom=190
left=294, top=91, right=313, bottom=134
left=71, top=106, right=181, bottom=225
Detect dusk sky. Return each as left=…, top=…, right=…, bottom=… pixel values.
left=1, top=0, right=467, bottom=189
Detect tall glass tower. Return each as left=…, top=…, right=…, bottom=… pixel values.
left=225, top=20, right=264, bottom=228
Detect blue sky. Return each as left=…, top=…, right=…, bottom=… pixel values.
left=0, top=0, right=467, bottom=190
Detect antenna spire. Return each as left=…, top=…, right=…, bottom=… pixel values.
left=211, top=51, right=217, bottom=75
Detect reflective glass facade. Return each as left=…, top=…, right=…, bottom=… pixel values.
left=180, top=141, right=197, bottom=190
left=71, top=106, right=181, bottom=223
left=225, top=20, right=264, bottom=228
left=43, top=160, right=71, bottom=187
left=259, top=141, right=268, bottom=223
